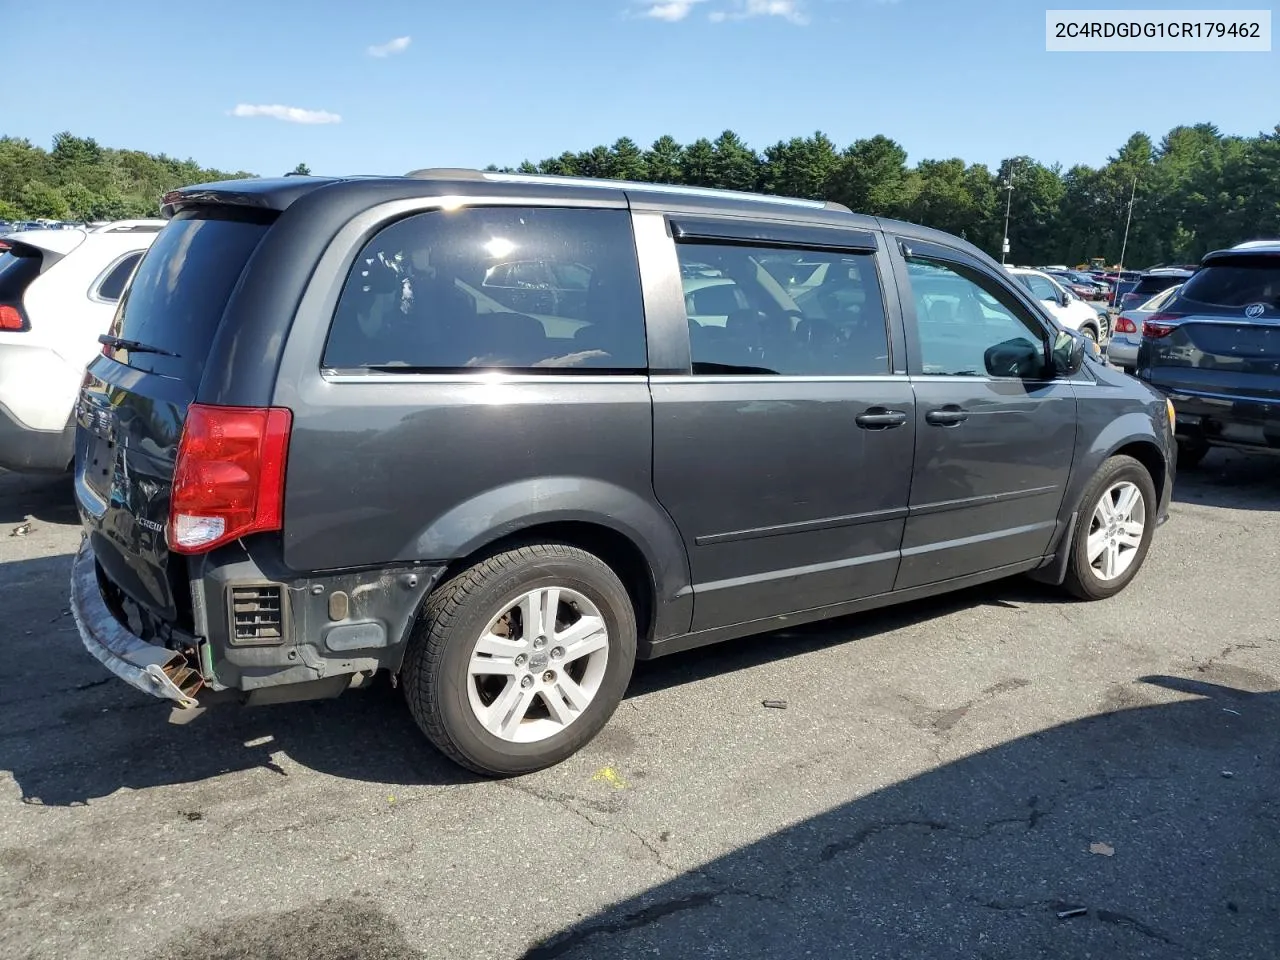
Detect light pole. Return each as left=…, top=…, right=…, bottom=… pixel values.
left=1000, top=160, right=1017, bottom=264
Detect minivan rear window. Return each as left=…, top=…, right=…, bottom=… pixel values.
left=1177, top=257, right=1280, bottom=309
left=105, top=212, right=269, bottom=381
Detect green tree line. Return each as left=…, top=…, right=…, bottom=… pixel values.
left=0, top=132, right=253, bottom=223
left=4, top=125, right=1277, bottom=268
left=490, top=122, right=1280, bottom=267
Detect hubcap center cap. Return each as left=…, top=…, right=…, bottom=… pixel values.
left=528, top=651, right=549, bottom=671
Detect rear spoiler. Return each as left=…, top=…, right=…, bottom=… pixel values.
left=161, top=176, right=341, bottom=219
left=1200, top=248, right=1280, bottom=267
left=0, top=232, right=86, bottom=269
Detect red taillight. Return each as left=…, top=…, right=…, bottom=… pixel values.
left=1114, top=317, right=1137, bottom=334
left=168, top=404, right=292, bottom=554
left=1142, top=313, right=1181, bottom=339
left=0, top=305, right=25, bottom=331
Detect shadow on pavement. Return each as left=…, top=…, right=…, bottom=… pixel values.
left=0, top=553, right=1059, bottom=805
left=0, top=469, right=77, bottom=527
left=3, top=443, right=1276, bottom=806
left=1173, top=450, right=1280, bottom=512
left=525, top=676, right=1280, bottom=960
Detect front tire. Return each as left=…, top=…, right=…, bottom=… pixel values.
left=402, top=543, right=637, bottom=776
left=1062, top=455, right=1157, bottom=601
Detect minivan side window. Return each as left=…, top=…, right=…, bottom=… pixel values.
left=323, top=207, right=646, bottom=372
left=905, top=257, right=1049, bottom=378
left=675, top=242, right=891, bottom=376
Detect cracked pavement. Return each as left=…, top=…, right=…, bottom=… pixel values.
left=1, top=451, right=1277, bottom=960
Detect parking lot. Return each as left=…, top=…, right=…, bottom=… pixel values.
left=0, top=456, right=1277, bottom=960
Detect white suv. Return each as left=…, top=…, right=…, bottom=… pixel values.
left=0, top=220, right=163, bottom=472
left=1005, top=267, right=1106, bottom=343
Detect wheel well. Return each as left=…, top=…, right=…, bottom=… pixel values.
left=1113, top=440, right=1166, bottom=503
left=439, top=522, right=656, bottom=644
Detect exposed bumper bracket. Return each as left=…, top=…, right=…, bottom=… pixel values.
left=69, top=540, right=201, bottom=709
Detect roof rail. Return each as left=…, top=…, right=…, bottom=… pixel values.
left=403, top=167, right=852, bottom=213
left=404, top=167, right=489, bottom=181
left=91, top=219, right=166, bottom=234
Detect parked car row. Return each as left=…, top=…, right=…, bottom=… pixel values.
left=1005, top=267, right=1108, bottom=343
left=0, top=219, right=105, bottom=236
left=1135, top=241, right=1280, bottom=467
left=2, top=169, right=1271, bottom=776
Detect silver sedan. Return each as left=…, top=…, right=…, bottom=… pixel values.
left=1106, top=283, right=1182, bottom=372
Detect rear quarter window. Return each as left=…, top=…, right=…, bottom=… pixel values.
left=323, top=207, right=646, bottom=372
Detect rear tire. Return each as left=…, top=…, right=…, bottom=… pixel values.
left=1176, top=438, right=1210, bottom=469
left=1062, top=455, right=1157, bottom=601
left=401, top=543, right=637, bottom=777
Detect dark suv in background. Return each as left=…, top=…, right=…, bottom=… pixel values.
left=1118, top=266, right=1197, bottom=313
left=70, top=171, right=1176, bottom=776
left=1137, top=242, right=1280, bottom=466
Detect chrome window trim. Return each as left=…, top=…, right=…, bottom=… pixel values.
left=660, top=374, right=907, bottom=384
left=320, top=371, right=1096, bottom=387
left=86, top=250, right=145, bottom=304
left=321, top=372, right=649, bottom=385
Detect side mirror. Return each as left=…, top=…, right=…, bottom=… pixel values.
left=1058, top=291, right=1072, bottom=307
left=1051, top=329, right=1086, bottom=377
left=985, top=337, right=1046, bottom=379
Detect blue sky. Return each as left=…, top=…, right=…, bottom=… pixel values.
left=7, top=0, right=1277, bottom=177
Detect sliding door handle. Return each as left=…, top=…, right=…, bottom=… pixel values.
left=925, top=406, right=969, bottom=426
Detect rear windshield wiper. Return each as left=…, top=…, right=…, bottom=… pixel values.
left=98, top=334, right=179, bottom=357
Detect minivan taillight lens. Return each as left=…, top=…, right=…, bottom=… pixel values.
left=169, top=404, right=292, bottom=554
left=1142, top=313, right=1181, bottom=339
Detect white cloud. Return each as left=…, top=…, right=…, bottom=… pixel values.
left=367, top=35, right=412, bottom=57
left=643, top=0, right=707, bottom=19
left=229, top=104, right=342, bottom=125
left=710, top=0, right=809, bottom=23
left=638, top=0, right=806, bottom=23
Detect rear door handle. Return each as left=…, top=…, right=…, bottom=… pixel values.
left=855, top=407, right=909, bottom=430
left=925, top=406, right=969, bottom=426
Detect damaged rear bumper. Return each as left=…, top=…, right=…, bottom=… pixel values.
left=69, top=539, right=202, bottom=709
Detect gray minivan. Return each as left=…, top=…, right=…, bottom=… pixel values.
left=70, top=171, right=1176, bottom=775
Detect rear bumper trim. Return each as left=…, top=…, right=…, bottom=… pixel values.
left=69, top=540, right=200, bottom=708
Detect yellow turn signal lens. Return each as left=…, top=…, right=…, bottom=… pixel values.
left=1166, top=398, right=1176, bottom=429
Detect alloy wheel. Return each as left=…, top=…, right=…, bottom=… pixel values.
left=1087, top=481, right=1146, bottom=581
left=466, top=586, right=610, bottom=743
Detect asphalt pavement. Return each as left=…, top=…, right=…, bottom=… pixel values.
left=0, top=453, right=1277, bottom=960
